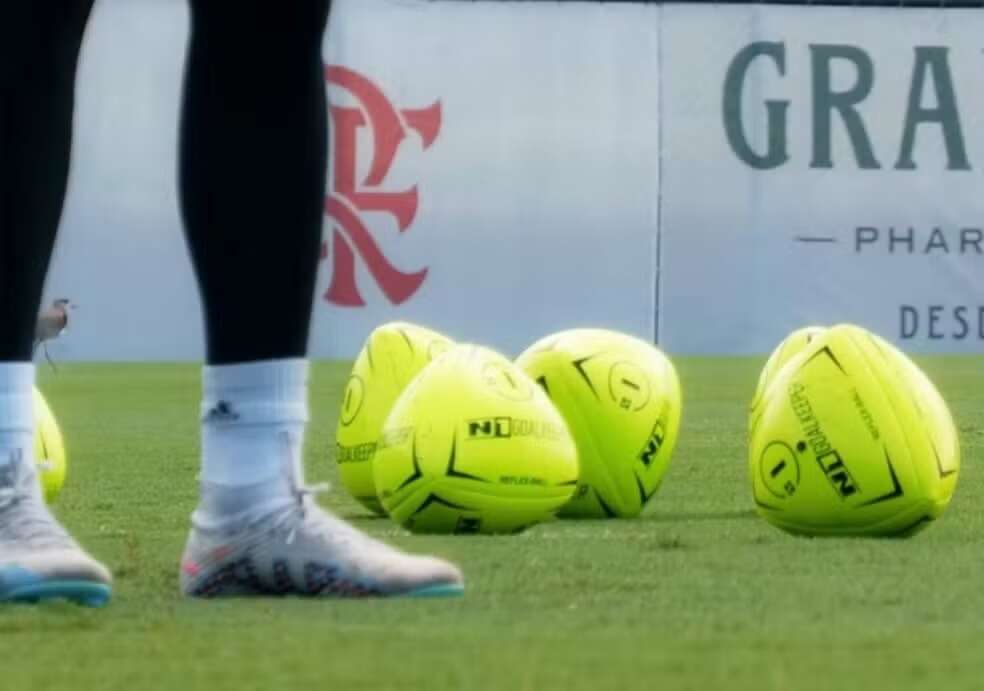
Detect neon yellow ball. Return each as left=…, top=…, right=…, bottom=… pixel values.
left=335, top=322, right=454, bottom=515
left=517, top=329, right=682, bottom=519
left=373, top=344, right=578, bottom=534
left=33, top=387, right=67, bottom=504
left=749, top=324, right=959, bottom=536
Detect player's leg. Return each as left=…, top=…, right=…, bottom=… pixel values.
left=177, top=0, right=462, bottom=598
left=0, top=1, right=111, bottom=606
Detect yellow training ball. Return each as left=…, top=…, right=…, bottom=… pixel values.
left=749, top=324, right=959, bottom=537
left=373, top=344, right=579, bottom=534
left=34, top=388, right=67, bottom=504
left=516, top=328, right=682, bottom=518
left=751, top=326, right=827, bottom=413
left=335, top=322, right=454, bottom=515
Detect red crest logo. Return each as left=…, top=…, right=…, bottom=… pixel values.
left=322, top=66, right=441, bottom=307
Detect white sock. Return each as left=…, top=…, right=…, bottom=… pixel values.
left=197, top=359, right=308, bottom=521
left=0, top=363, right=35, bottom=472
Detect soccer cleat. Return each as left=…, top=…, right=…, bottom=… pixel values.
left=180, top=476, right=465, bottom=599
left=0, top=451, right=112, bottom=606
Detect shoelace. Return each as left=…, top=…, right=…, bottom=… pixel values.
left=272, top=431, right=340, bottom=546
left=279, top=484, right=339, bottom=547
left=0, top=469, right=71, bottom=548
left=268, top=479, right=364, bottom=549
left=0, top=462, right=37, bottom=512
left=264, top=481, right=395, bottom=589
left=262, top=431, right=389, bottom=561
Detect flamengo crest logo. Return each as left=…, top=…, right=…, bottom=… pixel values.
left=322, top=66, right=442, bottom=307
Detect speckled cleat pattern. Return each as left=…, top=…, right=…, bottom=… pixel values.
left=181, top=480, right=464, bottom=599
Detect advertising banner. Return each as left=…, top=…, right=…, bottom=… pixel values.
left=315, top=0, right=661, bottom=357
left=44, top=0, right=984, bottom=360
left=47, top=0, right=661, bottom=360
left=659, top=5, right=984, bottom=353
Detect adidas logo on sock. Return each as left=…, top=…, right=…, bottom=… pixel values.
left=204, top=400, right=240, bottom=423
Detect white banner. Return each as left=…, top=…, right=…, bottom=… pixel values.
left=47, top=0, right=661, bottom=361
left=315, top=0, right=660, bottom=357
left=659, top=4, right=984, bottom=354
left=45, top=1, right=984, bottom=360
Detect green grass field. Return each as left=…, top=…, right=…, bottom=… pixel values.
left=3, top=357, right=982, bottom=690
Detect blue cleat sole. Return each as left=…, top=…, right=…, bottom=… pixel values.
left=404, top=583, right=465, bottom=599
left=0, top=580, right=112, bottom=608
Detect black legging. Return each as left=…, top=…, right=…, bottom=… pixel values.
left=0, top=2, right=95, bottom=362
left=0, top=0, right=331, bottom=364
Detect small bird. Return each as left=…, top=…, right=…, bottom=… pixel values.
left=34, top=298, right=74, bottom=369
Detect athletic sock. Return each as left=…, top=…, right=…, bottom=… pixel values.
left=195, top=359, right=309, bottom=525
left=0, top=363, right=35, bottom=472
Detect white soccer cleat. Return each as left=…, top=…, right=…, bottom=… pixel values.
left=0, top=451, right=112, bottom=606
left=180, top=479, right=464, bottom=599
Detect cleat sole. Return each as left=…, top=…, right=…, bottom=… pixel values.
left=403, top=583, right=465, bottom=599
left=0, top=581, right=112, bottom=608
